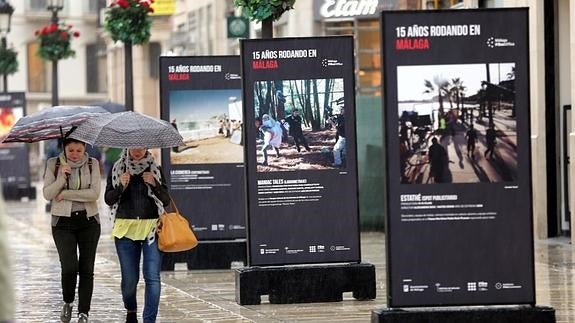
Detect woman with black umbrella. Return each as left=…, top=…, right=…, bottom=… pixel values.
left=43, top=138, right=101, bottom=323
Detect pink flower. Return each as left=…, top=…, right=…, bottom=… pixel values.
left=73, top=31, right=80, bottom=37
left=60, top=31, right=69, bottom=40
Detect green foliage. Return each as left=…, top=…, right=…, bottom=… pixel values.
left=105, top=0, right=153, bottom=45
left=35, top=23, right=79, bottom=61
left=234, top=0, right=296, bottom=22
left=0, top=46, right=18, bottom=75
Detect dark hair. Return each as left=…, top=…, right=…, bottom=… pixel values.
left=63, top=138, right=86, bottom=147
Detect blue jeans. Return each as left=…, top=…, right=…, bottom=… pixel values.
left=114, top=237, right=162, bottom=323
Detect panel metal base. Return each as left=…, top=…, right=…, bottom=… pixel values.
left=235, top=263, right=376, bottom=305
left=372, top=306, right=556, bottom=323
left=2, top=185, right=36, bottom=200
left=161, top=240, right=247, bottom=270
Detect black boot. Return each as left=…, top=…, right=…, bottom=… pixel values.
left=126, top=312, right=138, bottom=323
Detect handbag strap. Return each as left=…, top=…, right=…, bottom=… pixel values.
left=167, top=195, right=180, bottom=214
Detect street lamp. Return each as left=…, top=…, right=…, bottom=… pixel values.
left=47, top=0, right=63, bottom=106
left=47, top=0, right=63, bottom=24
left=0, top=0, right=14, bottom=93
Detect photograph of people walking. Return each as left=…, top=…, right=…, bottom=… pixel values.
left=252, top=78, right=346, bottom=172
left=397, top=63, right=518, bottom=184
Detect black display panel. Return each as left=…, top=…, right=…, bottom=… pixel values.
left=241, top=36, right=360, bottom=266
left=160, top=56, right=246, bottom=240
left=382, top=9, right=534, bottom=307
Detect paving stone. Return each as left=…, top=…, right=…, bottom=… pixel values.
left=3, top=187, right=575, bottom=322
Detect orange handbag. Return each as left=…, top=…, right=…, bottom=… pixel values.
left=157, top=198, right=198, bottom=252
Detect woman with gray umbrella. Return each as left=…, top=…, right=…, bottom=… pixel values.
left=105, top=148, right=170, bottom=323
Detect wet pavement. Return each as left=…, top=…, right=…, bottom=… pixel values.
left=4, top=184, right=575, bottom=322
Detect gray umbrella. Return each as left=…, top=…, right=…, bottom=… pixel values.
left=88, top=101, right=125, bottom=114
left=68, top=111, right=184, bottom=148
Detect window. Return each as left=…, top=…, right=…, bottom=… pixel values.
left=88, top=0, right=99, bottom=14
left=86, top=43, right=108, bottom=93
left=325, top=20, right=381, bottom=96
left=29, top=0, right=48, bottom=11
left=27, top=42, right=48, bottom=92
left=426, top=0, right=463, bottom=9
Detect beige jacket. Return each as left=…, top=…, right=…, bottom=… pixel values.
left=43, top=156, right=101, bottom=217
left=0, top=189, right=14, bottom=322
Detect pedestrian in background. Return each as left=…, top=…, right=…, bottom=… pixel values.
left=43, top=138, right=102, bottom=323
left=105, top=148, right=170, bottom=323
left=0, top=189, right=14, bottom=323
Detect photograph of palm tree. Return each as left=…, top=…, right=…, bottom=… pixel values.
left=253, top=78, right=346, bottom=172
left=169, top=89, right=243, bottom=165
left=397, top=63, right=517, bottom=184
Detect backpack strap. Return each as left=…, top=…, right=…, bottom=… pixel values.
left=54, top=158, right=60, bottom=177
left=88, top=158, right=93, bottom=174
left=54, top=158, right=94, bottom=188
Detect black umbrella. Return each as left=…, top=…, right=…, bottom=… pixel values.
left=2, top=105, right=110, bottom=143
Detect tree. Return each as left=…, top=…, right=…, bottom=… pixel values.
left=311, top=79, right=321, bottom=130
left=450, top=77, right=466, bottom=123
left=234, top=0, right=296, bottom=38
left=423, top=76, right=449, bottom=118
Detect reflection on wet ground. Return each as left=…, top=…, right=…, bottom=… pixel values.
left=4, top=189, right=575, bottom=322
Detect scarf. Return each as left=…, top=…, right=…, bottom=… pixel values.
left=109, top=149, right=165, bottom=221
left=59, top=152, right=89, bottom=190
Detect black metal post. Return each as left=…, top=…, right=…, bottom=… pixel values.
left=51, top=59, right=58, bottom=106
left=50, top=8, right=59, bottom=106
left=0, top=0, right=14, bottom=93
left=262, top=18, right=273, bottom=39
left=124, top=41, right=133, bottom=111
left=51, top=8, right=58, bottom=24
left=1, top=36, right=6, bottom=92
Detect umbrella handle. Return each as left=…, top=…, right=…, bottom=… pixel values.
left=64, top=126, right=77, bottom=138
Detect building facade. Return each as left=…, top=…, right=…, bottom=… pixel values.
left=8, top=0, right=569, bottom=237
left=158, top=0, right=573, bottom=237
left=8, top=0, right=107, bottom=112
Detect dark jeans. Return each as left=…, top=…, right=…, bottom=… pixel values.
left=115, top=237, right=162, bottom=323
left=52, top=211, right=101, bottom=314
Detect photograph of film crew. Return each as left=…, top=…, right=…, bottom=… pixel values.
left=253, top=78, right=346, bottom=172
left=397, top=63, right=518, bottom=184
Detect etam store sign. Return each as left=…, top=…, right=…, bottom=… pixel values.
left=314, top=0, right=385, bottom=20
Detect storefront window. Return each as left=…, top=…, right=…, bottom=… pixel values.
left=324, top=19, right=381, bottom=96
